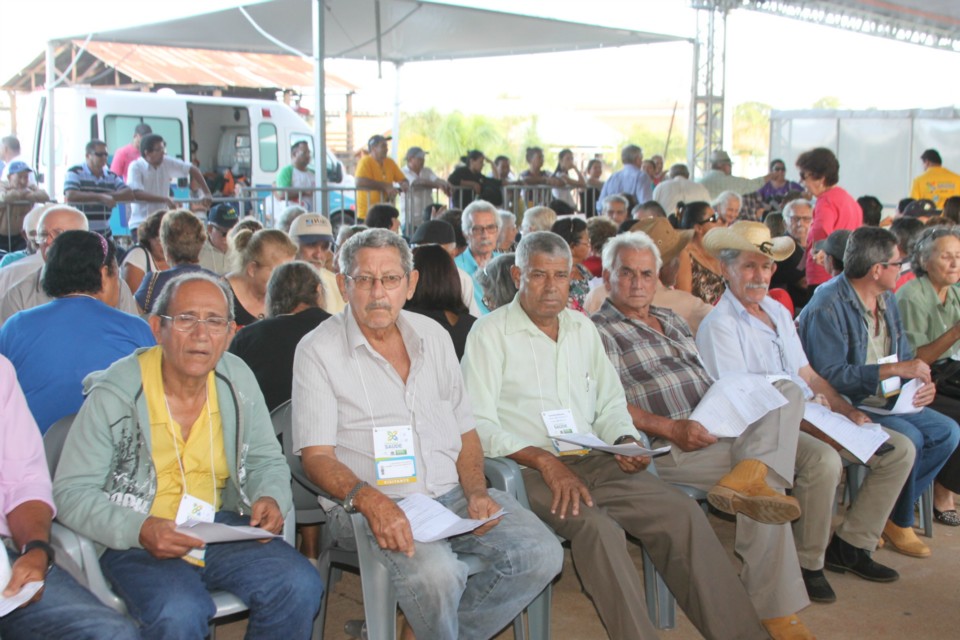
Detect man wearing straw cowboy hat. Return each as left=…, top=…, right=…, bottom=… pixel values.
left=697, top=221, right=915, bottom=607
left=593, top=223, right=814, bottom=639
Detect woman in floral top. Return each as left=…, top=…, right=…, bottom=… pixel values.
left=551, top=216, right=593, bottom=313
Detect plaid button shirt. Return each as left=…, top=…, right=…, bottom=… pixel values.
left=593, top=299, right=713, bottom=420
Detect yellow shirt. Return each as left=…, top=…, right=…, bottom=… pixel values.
left=355, top=155, right=405, bottom=219
left=139, top=346, right=229, bottom=520
left=910, top=166, right=960, bottom=207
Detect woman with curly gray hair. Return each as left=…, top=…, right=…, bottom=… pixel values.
left=896, top=224, right=960, bottom=526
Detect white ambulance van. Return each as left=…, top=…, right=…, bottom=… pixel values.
left=18, top=87, right=352, bottom=214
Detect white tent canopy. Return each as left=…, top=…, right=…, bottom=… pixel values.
left=60, top=0, right=684, bottom=62
left=46, top=0, right=686, bottom=211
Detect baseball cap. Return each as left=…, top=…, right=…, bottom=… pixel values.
left=411, top=219, right=455, bottom=246
left=902, top=199, right=938, bottom=219
left=814, top=229, right=851, bottom=262
left=709, top=150, right=732, bottom=165
left=290, top=214, right=334, bottom=244
left=368, top=135, right=392, bottom=150
left=207, top=203, right=239, bottom=230
left=6, top=160, right=32, bottom=175
left=405, top=146, right=428, bottom=160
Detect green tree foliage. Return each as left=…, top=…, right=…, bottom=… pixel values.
left=618, top=122, right=687, bottom=169
left=732, top=101, right=772, bottom=160
left=399, top=109, right=543, bottom=176
left=812, top=96, right=842, bottom=109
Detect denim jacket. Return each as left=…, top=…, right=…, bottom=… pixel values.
left=797, top=274, right=912, bottom=405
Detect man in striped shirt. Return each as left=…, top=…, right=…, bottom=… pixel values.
left=64, top=139, right=135, bottom=235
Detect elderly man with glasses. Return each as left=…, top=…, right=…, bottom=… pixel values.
left=798, top=226, right=960, bottom=559
left=64, top=139, right=135, bottom=235
left=53, top=272, right=322, bottom=639
left=293, top=228, right=561, bottom=640
left=455, top=200, right=502, bottom=315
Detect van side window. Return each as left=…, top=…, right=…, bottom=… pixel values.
left=258, top=123, right=278, bottom=172
left=104, top=116, right=184, bottom=159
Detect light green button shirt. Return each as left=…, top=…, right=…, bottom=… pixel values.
left=896, top=275, right=960, bottom=361
left=461, top=297, right=637, bottom=459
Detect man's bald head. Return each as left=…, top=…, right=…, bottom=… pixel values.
left=37, top=206, right=89, bottom=261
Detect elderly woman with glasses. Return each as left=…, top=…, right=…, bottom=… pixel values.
left=896, top=225, right=960, bottom=525
left=675, top=201, right=724, bottom=305
left=796, top=147, right=862, bottom=292
left=799, top=226, right=960, bottom=558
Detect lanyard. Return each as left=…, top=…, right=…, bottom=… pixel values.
left=354, top=347, right=417, bottom=429
left=527, top=332, right=574, bottom=413
left=163, top=383, right=217, bottom=509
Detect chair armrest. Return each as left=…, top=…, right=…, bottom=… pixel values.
left=483, top=457, right=531, bottom=510
left=49, top=523, right=126, bottom=613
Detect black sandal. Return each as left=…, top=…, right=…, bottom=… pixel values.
left=933, top=508, right=960, bottom=526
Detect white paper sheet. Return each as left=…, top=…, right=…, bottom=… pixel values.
left=398, top=493, right=506, bottom=543
left=803, top=402, right=890, bottom=463
left=175, top=521, right=281, bottom=543
left=0, top=551, right=44, bottom=617
left=689, top=373, right=789, bottom=437
left=859, top=378, right=923, bottom=416
left=551, top=433, right=670, bottom=457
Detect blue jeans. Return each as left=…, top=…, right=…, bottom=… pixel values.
left=332, top=487, right=562, bottom=640
left=0, top=547, right=138, bottom=640
left=100, top=511, right=323, bottom=640
left=861, top=407, right=960, bottom=527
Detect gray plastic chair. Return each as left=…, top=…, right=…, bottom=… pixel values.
left=44, top=413, right=300, bottom=639
left=279, top=416, right=549, bottom=640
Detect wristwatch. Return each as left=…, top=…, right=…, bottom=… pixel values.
left=343, top=481, right=370, bottom=513
left=613, top=435, right=636, bottom=445
left=21, top=539, right=56, bottom=573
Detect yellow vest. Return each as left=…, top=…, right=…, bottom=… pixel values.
left=910, top=166, right=960, bottom=207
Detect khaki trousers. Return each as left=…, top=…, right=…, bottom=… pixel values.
left=792, top=428, right=915, bottom=569
left=654, top=379, right=809, bottom=619
left=522, top=454, right=767, bottom=640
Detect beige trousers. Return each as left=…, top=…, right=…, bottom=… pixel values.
left=653, top=379, right=809, bottom=619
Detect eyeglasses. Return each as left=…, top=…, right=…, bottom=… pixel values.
left=160, top=314, right=232, bottom=334
left=699, top=214, right=719, bottom=224
left=470, top=224, right=499, bottom=236
left=880, top=260, right=906, bottom=269
left=772, top=166, right=785, bottom=172
left=345, top=273, right=406, bottom=290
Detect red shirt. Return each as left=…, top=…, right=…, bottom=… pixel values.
left=110, top=144, right=141, bottom=182
left=805, top=186, right=862, bottom=285
left=583, top=255, right=602, bottom=278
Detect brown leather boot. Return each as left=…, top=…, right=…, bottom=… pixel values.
left=881, top=520, right=931, bottom=558
left=762, top=614, right=816, bottom=639
left=708, top=459, right=801, bottom=524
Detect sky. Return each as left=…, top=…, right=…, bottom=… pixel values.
left=2, top=0, right=958, bottom=134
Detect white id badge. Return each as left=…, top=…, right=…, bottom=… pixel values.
left=541, top=409, right=588, bottom=456
left=372, top=425, right=417, bottom=486
left=175, top=493, right=215, bottom=566
left=877, top=354, right=901, bottom=397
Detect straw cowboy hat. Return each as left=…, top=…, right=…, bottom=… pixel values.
left=703, top=221, right=795, bottom=262
left=629, top=218, right=694, bottom=264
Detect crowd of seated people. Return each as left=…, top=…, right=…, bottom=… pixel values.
left=4, top=135, right=960, bottom=640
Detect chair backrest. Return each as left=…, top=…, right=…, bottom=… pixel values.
left=270, top=399, right=292, bottom=444
left=43, top=414, right=77, bottom=477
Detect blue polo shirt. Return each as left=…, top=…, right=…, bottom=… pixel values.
left=0, top=297, right=155, bottom=433
left=63, top=163, right=128, bottom=233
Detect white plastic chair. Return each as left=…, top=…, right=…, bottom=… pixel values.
left=44, top=413, right=301, bottom=639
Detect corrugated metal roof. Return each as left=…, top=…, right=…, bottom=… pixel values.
left=80, top=41, right=357, bottom=91
left=2, top=41, right=358, bottom=92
